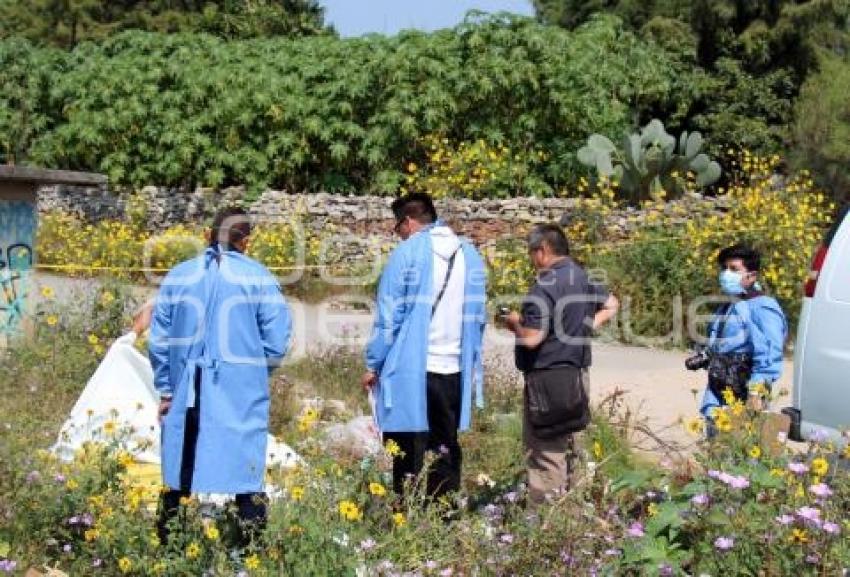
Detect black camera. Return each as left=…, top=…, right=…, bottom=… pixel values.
left=685, top=350, right=711, bottom=371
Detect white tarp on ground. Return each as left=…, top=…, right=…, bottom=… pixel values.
left=53, top=332, right=300, bottom=470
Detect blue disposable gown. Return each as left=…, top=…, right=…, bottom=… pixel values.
left=149, top=246, right=291, bottom=493
left=365, top=225, right=487, bottom=433
left=700, top=295, right=787, bottom=416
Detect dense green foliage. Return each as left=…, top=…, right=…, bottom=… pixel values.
left=2, top=15, right=698, bottom=195
left=534, top=0, right=848, bottom=74
left=0, top=37, right=61, bottom=164
left=535, top=0, right=850, bottom=158
left=0, top=0, right=329, bottom=47
left=2, top=5, right=848, bottom=198
left=533, top=0, right=688, bottom=31
left=792, top=53, right=850, bottom=202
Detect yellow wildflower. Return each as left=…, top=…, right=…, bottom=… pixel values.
left=721, top=387, right=736, bottom=405
left=245, top=554, right=261, bottom=570
left=338, top=500, right=362, bottom=521
left=41, top=286, right=55, bottom=299
left=385, top=439, right=401, bottom=457
left=103, top=420, right=117, bottom=435
left=369, top=482, right=387, bottom=497
left=811, top=457, right=829, bottom=476
left=88, top=333, right=100, bottom=345
left=749, top=446, right=762, bottom=459
left=750, top=382, right=769, bottom=397
left=685, top=418, right=704, bottom=436
left=66, top=479, right=79, bottom=491
left=84, top=529, right=99, bottom=542
left=289, top=486, right=304, bottom=501
left=714, top=410, right=732, bottom=433
left=393, top=512, right=406, bottom=527
left=647, top=503, right=659, bottom=517
left=117, top=451, right=133, bottom=468
left=592, top=441, right=603, bottom=459
left=46, top=314, right=58, bottom=327
left=186, top=541, right=201, bottom=559
left=730, top=400, right=745, bottom=417
left=118, top=557, right=132, bottom=573
left=790, top=528, right=809, bottom=544
left=204, top=525, right=220, bottom=541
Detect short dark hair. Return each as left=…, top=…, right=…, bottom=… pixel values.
left=528, top=223, right=570, bottom=256
left=391, top=192, right=438, bottom=225
left=718, top=244, right=760, bottom=272
left=210, top=206, right=252, bottom=251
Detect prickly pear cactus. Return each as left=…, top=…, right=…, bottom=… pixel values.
left=577, top=118, right=721, bottom=203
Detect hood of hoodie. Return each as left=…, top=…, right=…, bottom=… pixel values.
left=430, top=225, right=461, bottom=260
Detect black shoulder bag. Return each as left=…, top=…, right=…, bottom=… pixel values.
left=432, top=248, right=459, bottom=318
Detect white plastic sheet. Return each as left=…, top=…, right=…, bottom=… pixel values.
left=53, top=333, right=299, bottom=470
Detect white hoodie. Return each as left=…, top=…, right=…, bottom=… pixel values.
left=428, top=225, right=465, bottom=374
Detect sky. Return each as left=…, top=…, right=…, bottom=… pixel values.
left=320, top=0, right=535, bottom=37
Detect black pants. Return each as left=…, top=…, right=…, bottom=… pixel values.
left=157, top=367, right=267, bottom=546
left=383, top=372, right=462, bottom=500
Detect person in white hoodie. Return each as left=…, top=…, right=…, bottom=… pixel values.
left=362, top=192, right=487, bottom=499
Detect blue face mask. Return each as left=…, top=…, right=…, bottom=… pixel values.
left=719, top=269, right=745, bottom=295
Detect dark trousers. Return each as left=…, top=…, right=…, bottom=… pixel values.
left=383, top=372, right=462, bottom=500
left=157, top=368, right=267, bottom=546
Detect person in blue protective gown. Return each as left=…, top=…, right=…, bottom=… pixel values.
left=361, top=192, right=487, bottom=500
left=695, top=244, right=787, bottom=427
left=149, top=207, right=291, bottom=545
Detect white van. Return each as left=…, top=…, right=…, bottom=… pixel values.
left=783, top=206, right=850, bottom=443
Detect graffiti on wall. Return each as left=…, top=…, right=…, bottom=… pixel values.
left=0, top=200, right=35, bottom=335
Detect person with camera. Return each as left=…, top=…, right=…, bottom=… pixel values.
left=502, top=224, right=618, bottom=505
left=688, top=244, right=787, bottom=426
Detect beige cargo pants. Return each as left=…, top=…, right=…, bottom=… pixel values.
left=523, top=368, right=590, bottom=505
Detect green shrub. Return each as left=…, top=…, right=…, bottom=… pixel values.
left=3, top=15, right=691, bottom=195
left=792, top=53, right=850, bottom=203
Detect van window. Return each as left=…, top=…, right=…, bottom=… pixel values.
left=824, top=205, right=850, bottom=247
left=825, top=207, right=850, bottom=303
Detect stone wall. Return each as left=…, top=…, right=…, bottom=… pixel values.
left=37, top=184, right=731, bottom=245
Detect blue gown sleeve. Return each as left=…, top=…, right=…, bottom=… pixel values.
left=746, top=301, right=787, bottom=387
left=258, top=281, right=291, bottom=374
left=474, top=320, right=486, bottom=408
left=148, top=284, right=173, bottom=396
left=365, top=246, right=409, bottom=373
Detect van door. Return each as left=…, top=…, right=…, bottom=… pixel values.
left=799, top=213, right=850, bottom=438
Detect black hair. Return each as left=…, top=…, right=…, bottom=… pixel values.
left=717, top=244, right=761, bottom=272
left=209, top=206, right=252, bottom=252
left=390, top=192, right=438, bottom=225
left=528, top=223, right=570, bottom=256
